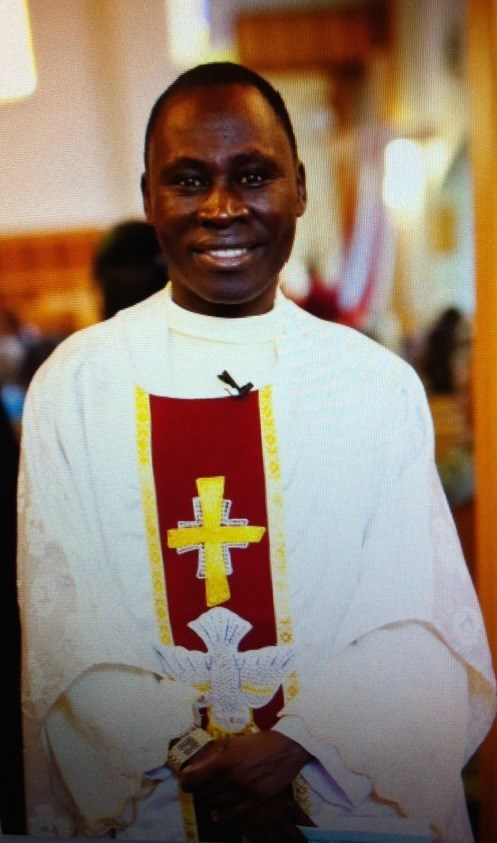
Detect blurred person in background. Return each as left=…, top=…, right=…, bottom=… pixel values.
left=0, top=309, right=26, bottom=384
left=0, top=308, right=36, bottom=436
left=92, top=219, right=167, bottom=320
left=420, top=306, right=476, bottom=584
left=421, top=307, right=474, bottom=509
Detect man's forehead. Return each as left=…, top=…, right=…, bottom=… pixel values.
left=151, top=84, right=286, bottom=149
left=150, top=84, right=291, bottom=164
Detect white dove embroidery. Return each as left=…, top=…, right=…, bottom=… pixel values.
left=160, top=606, right=295, bottom=734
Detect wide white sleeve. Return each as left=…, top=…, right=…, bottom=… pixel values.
left=275, top=622, right=468, bottom=828
left=18, top=338, right=164, bottom=725
left=17, top=336, right=197, bottom=835
left=275, top=364, right=494, bottom=833
left=44, top=665, right=197, bottom=835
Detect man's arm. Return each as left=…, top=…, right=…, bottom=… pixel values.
left=278, top=621, right=469, bottom=833
left=44, top=665, right=198, bottom=835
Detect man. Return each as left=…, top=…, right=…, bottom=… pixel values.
left=18, top=62, right=496, bottom=842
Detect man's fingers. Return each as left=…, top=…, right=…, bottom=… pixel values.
left=240, top=824, right=301, bottom=843
left=213, top=791, right=311, bottom=828
left=180, top=774, right=225, bottom=797
left=234, top=805, right=310, bottom=843
left=198, top=784, right=243, bottom=813
left=179, top=739, right=226, bottom=788
left=212, top=796, right=255, bottom=822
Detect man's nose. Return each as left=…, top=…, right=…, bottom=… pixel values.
left=198, top=182, right=249, bottom=225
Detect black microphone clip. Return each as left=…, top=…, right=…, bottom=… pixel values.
left=218, top=370, right=253, bottom=398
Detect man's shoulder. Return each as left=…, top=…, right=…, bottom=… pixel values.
left=29, top=292, right=164, bottom=390
left=282, top=296, right=419, bottom=389
left=29, top=313, right=123, bottom=387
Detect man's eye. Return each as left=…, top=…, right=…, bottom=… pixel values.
left=239, top=172, right=266, bottom=186
left=174, top=175, right=204, bottom=189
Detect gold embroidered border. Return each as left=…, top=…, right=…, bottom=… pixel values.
left=259, top=385, right=298, bottom=702
left=259, top=387, right=312, bottom=815
left=134, top=386, right=173, bottom=646
left=259, top=386, right=312, bottom=816
left=292, top=772, right=314, bottom=821
left=179, top=790, right=198, bottom=842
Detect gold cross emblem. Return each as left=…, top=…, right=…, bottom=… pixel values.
left=167, top=476, right=266, bottom=607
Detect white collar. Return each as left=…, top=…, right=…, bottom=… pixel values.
left=163, top=282, right=287, bottom=344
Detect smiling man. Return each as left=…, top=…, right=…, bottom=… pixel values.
left=18, top=63, right=496, bottom=843
left=142, top=76, right=306, bottom=317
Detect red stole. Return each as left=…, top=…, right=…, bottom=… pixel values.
left=147, top=389, right=284, bottom=732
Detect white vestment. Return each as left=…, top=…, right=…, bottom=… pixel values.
left=17, top=286, right=496, bottom=841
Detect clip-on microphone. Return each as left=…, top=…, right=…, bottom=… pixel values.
left=218, top=370, right=253, bottom=398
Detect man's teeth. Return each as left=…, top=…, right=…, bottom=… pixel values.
left=208, top=248, right=248, bottom=258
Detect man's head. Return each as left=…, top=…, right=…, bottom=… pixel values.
left=92, top=220, right=167, bottom=319
left=141, top=62, right=306, bottom=317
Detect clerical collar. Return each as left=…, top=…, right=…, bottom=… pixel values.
left=163, top=282, right=286, bottom=344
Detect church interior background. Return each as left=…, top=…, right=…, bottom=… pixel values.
left=1, top=0, right=496, bottom=839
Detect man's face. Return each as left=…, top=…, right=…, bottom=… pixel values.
left=142, top=84, right=306, bottom=317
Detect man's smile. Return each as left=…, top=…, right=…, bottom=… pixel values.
left=202, top=248, right=248, bottom=258
left=192, top=243, right=261, bottom=270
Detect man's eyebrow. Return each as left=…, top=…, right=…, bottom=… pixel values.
left=232, top=150, right=280, bottom=166
left=161, top=156, right=207, bottom=171
left=162, top=150, right=280, bottom=172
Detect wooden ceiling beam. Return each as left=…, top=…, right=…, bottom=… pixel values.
left=235, top=2, right=390, bottom=74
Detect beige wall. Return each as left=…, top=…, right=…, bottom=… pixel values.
left=0, top=0, right=174, bottom=233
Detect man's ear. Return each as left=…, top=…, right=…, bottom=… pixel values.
left=141, top=172, right=151, bottom=221
left=296, top=162, right=307, bottom=217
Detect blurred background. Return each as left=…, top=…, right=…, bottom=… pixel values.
left=1, top=0, right=497, bottom=839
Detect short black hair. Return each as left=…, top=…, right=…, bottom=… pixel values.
left=93, top=220, right=162, bottom=276
left=143, top=61, right=298, bottom=170
left=92, top=220, right=167, bottom=319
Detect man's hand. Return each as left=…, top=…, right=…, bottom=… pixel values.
left=228, top=790, right=313, bottom=842
left=179, top=730, right=312, bottom=823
